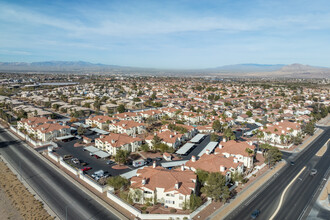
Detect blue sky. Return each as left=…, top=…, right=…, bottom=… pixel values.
left=0, top=0, right=330, bottom=68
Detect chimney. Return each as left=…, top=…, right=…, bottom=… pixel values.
left=111, top=139, right=116, bottom=144
left=276, top=122, right=279, bottom=125
left=219, top=144, right=223, bottom=149
left=142, top=178, right=146, bottom=185
left=206, top=149, right=210, bottom=155
left=153, top=161, right=156, bottom=168
left=181, top=165, right=184, bottom=171
left=191, top=155, right=196, bottom=162
left=100, top=135, right=104, bottom=139
left=286, top=127, right=290, bottom=131
left=223, top=138, right=227, bottom=143
left=234, top=158, right=238, bottom=163
left=282, top=130, right=285, bottom=134
left=175, top=181, right=179, bottom=189
left=174, top=131, right=177, bottom=135
left=249, top=141, right=253, bottom=146
left=220, top=165, right=225, bottom=172
left=170, top=134, right=173, bottom=138
left=281, top=120, right=284, bottom=122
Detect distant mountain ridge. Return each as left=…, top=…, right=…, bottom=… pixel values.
left=0, top=61, right=329, bottom=78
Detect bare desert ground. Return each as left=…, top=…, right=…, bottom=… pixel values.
left=0, top=159, right=53, bottom=220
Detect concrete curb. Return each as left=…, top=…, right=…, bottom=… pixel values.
left=1, top=124, right=129, bottom=220
left=0, top=154, right=59, bottom=219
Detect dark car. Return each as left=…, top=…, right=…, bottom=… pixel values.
left=290, top=161, right=295, bottom=165
left=251, top=209, right=260, bottom=219
left=106, top=160, right=115, bottom=165
left=154, top=157, right=162, bottom=161
left=146, top=158, right=152, bottom=163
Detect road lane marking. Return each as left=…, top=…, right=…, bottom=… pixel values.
left=269, top=166, right=306, bottom=220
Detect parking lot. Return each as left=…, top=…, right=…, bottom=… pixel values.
left=53, top=138, right=133, bottom=180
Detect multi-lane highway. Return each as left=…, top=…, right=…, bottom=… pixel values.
left=0, top=125, right=125, bottom=220
left=223, top=126, right=330, bottom=220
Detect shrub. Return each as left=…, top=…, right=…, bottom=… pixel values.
left=170, top=208, right=177, bottom=213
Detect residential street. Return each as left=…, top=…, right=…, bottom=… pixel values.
left=223, top=126, right=330, bottom=220
left=0, top=125, right=124, bottom=220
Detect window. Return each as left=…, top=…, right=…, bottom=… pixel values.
left=144, top=191, right=152, bottom=194
left=179, top=196, right=183, bottom=200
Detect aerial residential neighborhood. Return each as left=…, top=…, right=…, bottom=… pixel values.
left=0, top=1, right=330, bottom=220
left=0, top=72, right=329, bottom=220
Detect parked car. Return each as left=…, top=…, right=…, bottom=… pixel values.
left=290, top=161, right=295, bottom=166
left=251, top=209, right=260, bottom=219
left=154, top=157, right=162, bottom=161
left=106, top=160, right=115, bottom=165
left=71, top=158, right=80, bottom=164
left=146, top=158, right=152, bottom=163
left=63, top=154, right=73, bottom=160
left=81, top=167, right=92, bottom=172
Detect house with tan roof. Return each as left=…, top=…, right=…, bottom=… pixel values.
left=146, top=130, right=184, bottom=149
left=185, top=153, right=244, bottom=185
left=113, top=112, right=143, bottom=122
left=259, top=120, right=302, bottom=145
left=109, top=120, right=145, bottom=136
left=130, top=164, right=197, bottom=209
left=18, top=117, right=70, bottom=141
left=85, top=115, right=117, bottom=130
left=95, top=133, right=142, bottom=155
left=214, top=139, right=255, bottom=168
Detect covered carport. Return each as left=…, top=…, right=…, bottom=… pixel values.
left=93, top=151, right=110, bottom=159
left=176, top=143, right=195, bottom=155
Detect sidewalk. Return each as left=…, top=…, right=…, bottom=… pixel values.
left=317, top=176, right=330, bottom=211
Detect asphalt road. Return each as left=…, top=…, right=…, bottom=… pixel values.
left=224, top=127, right=330, bottom=220
left=0, top=126, right=123, bottom=220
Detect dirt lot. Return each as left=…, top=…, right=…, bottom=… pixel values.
left=0, top=159, right=53, bottom=220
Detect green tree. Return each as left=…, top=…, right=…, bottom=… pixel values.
left=196, top=170, right=209, bottom=185
left=107, top=176, right=130, bottom=190
left=77, top=125, right=85, bottom=136
left=223, top=128, right=236, bottom=140
left=212, top=120, right=222, bottom=132
left=151, top=135, right=161, bottom=147
left=201, top=172, right=228, bottom=201
left=246, top=111, right=253, bottom=117
left=210, top=133, right=219, bottom=142
left=245, top=148, right=254, bottom=157
left=189, top=194, right=203, bottom=211
left=117, top=104, right=126, bottom=113
left=151, top=92, right=156, bottom=100
left=115, top=150, right=130, bottom=164
left=303, top=122, right=315, bottom=136
left=140, top=144, right=150, bottom=152
left=264, top=146, right=282, bottom=166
